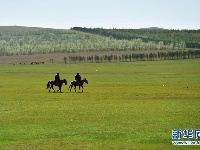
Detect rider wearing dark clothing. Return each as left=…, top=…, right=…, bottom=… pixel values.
left=55, top=73, right=60, bottom=85
left=75, top=73, right=81, bottom=84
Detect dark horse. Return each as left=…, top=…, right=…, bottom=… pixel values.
left=46, top=79, right=67, bottom=92
left=69, top=78, right=88, bottom=92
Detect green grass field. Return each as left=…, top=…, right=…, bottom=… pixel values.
left=0, top=59, right=200, bottom=149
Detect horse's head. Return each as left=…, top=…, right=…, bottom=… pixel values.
left=83, top=78, right=88, bottom=84
left=64, top=79, right=67, bottom=85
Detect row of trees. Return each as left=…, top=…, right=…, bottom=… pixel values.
left=0, top=26, right=188, bottom=56
left=64, top=50, right=200, bottom=63
left=72, top=27, right=200, bottom=48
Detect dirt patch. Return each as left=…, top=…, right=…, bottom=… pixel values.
left=0, top=51, right=136, bottom=64
left=154, top=72, right=179, bottom=75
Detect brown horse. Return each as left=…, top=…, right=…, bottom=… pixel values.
left=69, top=78, right=88, bottom=92
left=46, top=79, right=67, bottom=92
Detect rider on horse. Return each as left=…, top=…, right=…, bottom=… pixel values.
left=54, top=73, right=60, bottom=85
left=75, top=73, right=81, bottom=85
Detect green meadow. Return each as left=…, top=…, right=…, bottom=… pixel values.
left=0, top=59, right=200, bottom=149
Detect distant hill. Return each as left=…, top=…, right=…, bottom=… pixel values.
left=0, top=26, right=200, bottom=56
left=72, top=27, right=200, bottom=48
left=140, top=27, right=166, bottom=30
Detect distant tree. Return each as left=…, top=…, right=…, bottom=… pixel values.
left=129, top=54, right=132, bottom=61
left=64, top=56, right=67, bottom=64
left=125, top=54, right=128, bottom=61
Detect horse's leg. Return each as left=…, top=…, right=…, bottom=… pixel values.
left=81, top=85, right=83, bottom=92
left=69, top=84, right=72, bottom=92
left=57, top=86, right=60, bottom=92
left=49, top=84, right=53, bottom=92
left=52, top=85, right=55, bottom=92
left=74, top=85, right=76, bottom=92
left=79, top=86, right=80, bottom=92
left=59, top=86, right=62, bottom=93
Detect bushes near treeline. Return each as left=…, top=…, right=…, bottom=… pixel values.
left=64, top=50, right=200, bottom=63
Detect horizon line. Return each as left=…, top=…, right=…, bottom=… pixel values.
left=0, top=25, right=199, bottom=30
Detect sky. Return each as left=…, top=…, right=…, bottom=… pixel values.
left=0, top=0, right=199, bottom=29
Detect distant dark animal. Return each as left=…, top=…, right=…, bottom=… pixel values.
left=69, top=78, right=88, bottom=92
left=46, top=79, right=67, bottom=92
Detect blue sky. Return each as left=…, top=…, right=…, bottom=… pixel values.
left=0, top=0, right=199, bottom=29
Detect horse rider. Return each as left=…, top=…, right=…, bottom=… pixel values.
left=75, top=73, right=81, bottom=85
left=54, top=73, right=60, bottom=85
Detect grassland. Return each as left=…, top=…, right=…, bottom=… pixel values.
left=0, top=59, right=200, bottom=149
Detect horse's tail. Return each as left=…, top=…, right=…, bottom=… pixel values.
left=46, top=81, right=50, bottom=89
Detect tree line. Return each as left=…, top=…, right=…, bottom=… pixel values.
left=64, top=50, right=200, bottom=63
left=72, top=27, right=200, bottom=48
